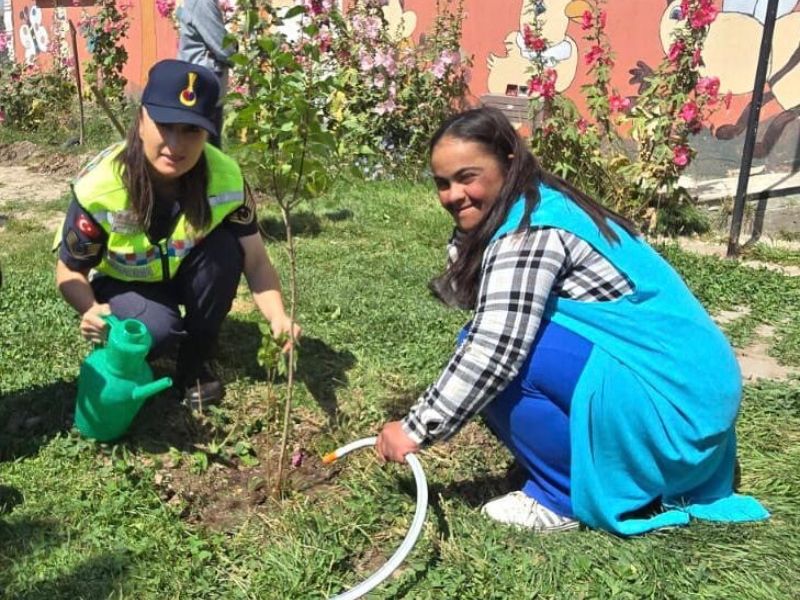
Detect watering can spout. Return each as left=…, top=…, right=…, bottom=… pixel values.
left=132, top=376, right=173, bottom=403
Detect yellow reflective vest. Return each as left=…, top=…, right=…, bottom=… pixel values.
left=65, top=142, right=245, bottom=282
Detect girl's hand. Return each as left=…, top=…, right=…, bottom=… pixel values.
left=271, top=314, right=301, bottom=352
left=80, top=303, right=111, bottom=344
left=376, top=420, right=420, bottom=464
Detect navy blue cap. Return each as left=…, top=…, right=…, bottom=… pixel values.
left=141, top=59, right=220, bottom=136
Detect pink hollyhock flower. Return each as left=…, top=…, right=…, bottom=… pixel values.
left=0, top=110, right=6, bottom=125
left=317, top=30, right=333, bottom=53
left=304, top=0, right=332, bottom=17
left=695, top=76, right=720, bottom=99
left=156, top=0, right=175, bottom=18
left=523, top=25, right=547, bottom=52
left=673, top=144, right=691, bottom=167
left=375, top=49, right=397, bottom=76
left=431, top=59, right=447, bottom=79
left=679, top=100, right=699, bottom=122
left=609, top=93, right=631, bottom=113
left=692, top=46, right=703, bottom=67
left=359, top=52, right=374, bottom=72
left=577, top=118, right=589, bottom=135
left=584, top=45, right=604, bottom=66
left=599, top=10, right=607, bottom=28
left=689, top=3, right=718, bottom=29
left=528, top=69, right=557, bottom=100
left=668, top=40, right=685, bottom=63
left=581, top=10, right=593, bottom=30
left=374, top=98, right=397, bottom=115
left=439, top=49, right=461, bottom=66
left=356, top=15, right=382, bottom=40
left=0, top=31, right=8, bottom=54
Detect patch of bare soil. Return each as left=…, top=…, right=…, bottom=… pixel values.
left=0, top=141, right=90, bottom=176
left=152, top=409, right=341, bottom=532
left=710, top=307, right=795, bottom=380
left=736, top=324, right=795, bottom=381
left=0, top=142, right=92, bottom=231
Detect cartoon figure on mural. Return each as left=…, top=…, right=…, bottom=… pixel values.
left=487, top=0, right=589, bottom=95
left=18, top=1, right=49, bottom=62
left=655, top=0, right=800, bottom=157
left=382, top=0, right=417, bottom=42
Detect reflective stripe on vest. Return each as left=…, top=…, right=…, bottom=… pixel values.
left=70, top=142, right=244, bottom=282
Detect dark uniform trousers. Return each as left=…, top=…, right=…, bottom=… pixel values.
left=91, top=226, right=243, bottom=381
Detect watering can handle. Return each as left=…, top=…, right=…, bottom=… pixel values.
left=94, top=313, right=121, bottom=347
left=101, top=314, right=121, bottom=329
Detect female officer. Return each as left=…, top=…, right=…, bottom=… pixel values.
left=376, top=107, right=768, bottom=536
left=55, top=59, right=298, bottom=409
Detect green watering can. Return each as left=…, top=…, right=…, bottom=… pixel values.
left=74, top=315, right=172, bottom=442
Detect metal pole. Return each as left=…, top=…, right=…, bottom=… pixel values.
left=68, top=19, right=85, bottom=146
left=726, top=0, right=780, bottom=257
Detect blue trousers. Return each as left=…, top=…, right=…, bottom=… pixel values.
left=464, top=320, right=594, bottom=519
left=92, top=226, right=243, bottom=371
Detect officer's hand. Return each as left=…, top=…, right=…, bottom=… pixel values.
left=80, top=303, right=111, bottom=344
left=272, top=314, right=302, bottom=353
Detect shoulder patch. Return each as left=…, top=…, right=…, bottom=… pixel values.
left=227, top=189, right=257, bottom=225
left=64, top=230, right=103, bottom=260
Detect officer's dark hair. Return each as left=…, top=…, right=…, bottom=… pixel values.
left=116, top=107, right=211, bottom=232
left=428, top=106, right=637, bottom=309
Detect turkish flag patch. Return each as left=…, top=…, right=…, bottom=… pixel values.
left=76, top=213, right=101, bottom=239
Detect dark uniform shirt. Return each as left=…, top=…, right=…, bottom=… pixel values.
left=59, top=188, right=259, bottom=271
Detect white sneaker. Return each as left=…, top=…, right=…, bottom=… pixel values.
left=481, top=491, right=579, bottom=533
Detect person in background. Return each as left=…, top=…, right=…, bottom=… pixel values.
left=54, top=59, right=298, bottom=409
left=375, top=107, right=768, bottom=536
left=178, top=0, right=236, bottom=147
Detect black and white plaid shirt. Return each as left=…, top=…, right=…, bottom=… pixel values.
left=402, top=227, right=634, bottom=446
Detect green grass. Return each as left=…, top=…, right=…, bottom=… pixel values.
left=2, top=175, right=800, bottom=599
left=743, top=242, right=800, bottom=268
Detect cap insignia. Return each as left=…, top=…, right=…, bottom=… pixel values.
left=179, top=72, right=198, bottom=107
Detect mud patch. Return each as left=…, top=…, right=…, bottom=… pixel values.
left=712, top=305, right=751, bottom=325
left=736, top=324, right=796, bottom=381
left=152, top=409, right=341, bottom=531
left=0, top=141, right=90, bottom=176
left=0, top=165, right=68, bottom=204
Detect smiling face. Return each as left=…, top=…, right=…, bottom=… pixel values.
left=431, top=136, right=507, bottom=232
left=138, top=106, right=208, bottom=181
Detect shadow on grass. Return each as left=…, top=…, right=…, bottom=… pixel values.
left=429, top=464, right=526, bottom=511
left=218, top=319, right=357, bottom=425
left=0, top=485, right=24, bottom=515
left=0, top=380, right=75, bottom=462
left=0, top=518, right=126, bottom=599
left=7, top=551, right=128, bottom=600
left=258, top=211, right=322, bottom=242
left=295, top=336, right=357, bottom=425
left=123, top=393, right=215, bottom=455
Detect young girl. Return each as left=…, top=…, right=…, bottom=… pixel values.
left=55, top=59, right=298, bottom=409
left=376, top=107, right=768, bottom=536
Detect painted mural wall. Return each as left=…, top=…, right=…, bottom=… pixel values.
left=4, top=1, right=799, bottom=174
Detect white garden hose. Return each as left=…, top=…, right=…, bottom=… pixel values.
left=322, top=436, right=428, bottom=600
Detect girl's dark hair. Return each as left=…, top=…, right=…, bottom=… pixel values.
left=116, top=108, right=210, bottom=232
left=428, top=106, right=637, bottom=309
